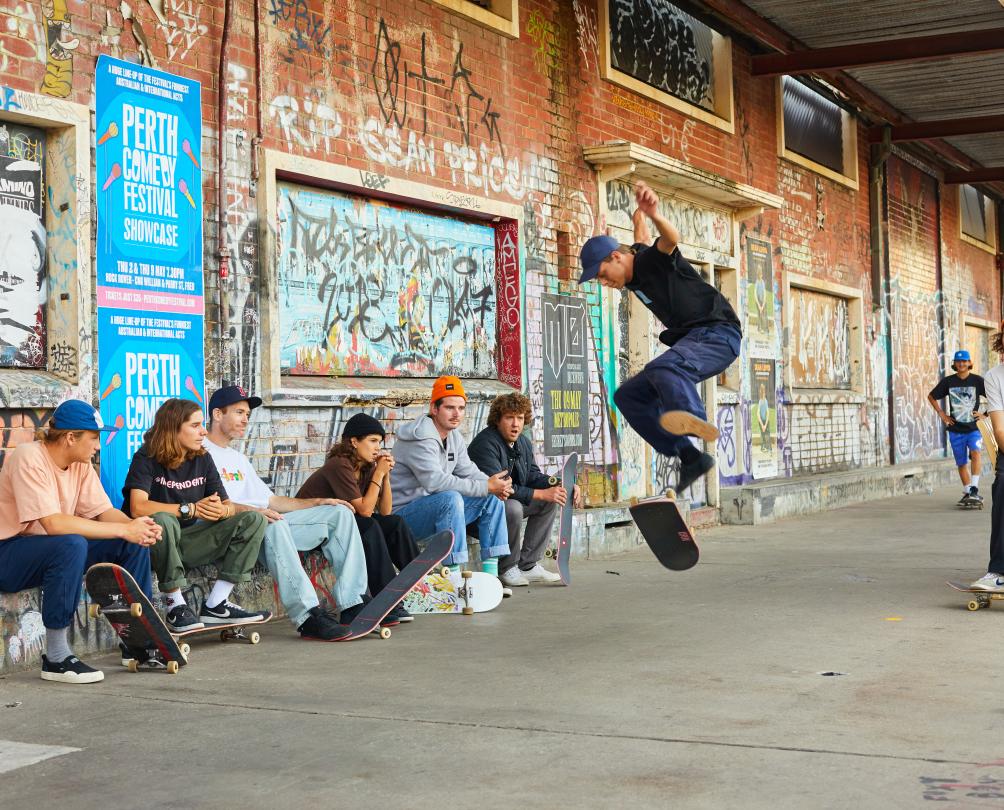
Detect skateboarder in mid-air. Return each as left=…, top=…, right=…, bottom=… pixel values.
left=578, top=181, right=742, bottom=493
left=928, top=350, right=986, bottom=506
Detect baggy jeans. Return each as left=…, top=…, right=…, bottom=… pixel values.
left=393, top=490, right=509, bottom=565
left=499, top=497, right=559, bottom=572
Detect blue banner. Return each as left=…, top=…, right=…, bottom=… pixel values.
left=95, top=56, right=205, bottom=507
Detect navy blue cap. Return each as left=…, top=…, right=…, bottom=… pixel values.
left=208, top=385, right=262, bottom=414
left=578, top=235, right=620, bottom=283
left=51, top=399, right=114, bottom=432
left=954, top=350, right=972, bottom=362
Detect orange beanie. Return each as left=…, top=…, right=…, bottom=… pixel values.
left=431, top=375, right=466, bottom=402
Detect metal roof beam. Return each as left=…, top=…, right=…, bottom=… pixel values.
left=752, top=28, right=1004, bottom=76
left=868, top=115, right=1004, bottom=143
left=943, top=167, right=1004, bottom=184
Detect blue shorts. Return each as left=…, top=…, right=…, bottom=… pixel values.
left=949, top=430, right=982, bottom=466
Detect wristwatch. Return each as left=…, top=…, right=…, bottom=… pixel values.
left=178, top=502, right=193, bottom=519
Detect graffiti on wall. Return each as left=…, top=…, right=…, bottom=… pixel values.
left=276, top=184, right=498, bottom=377
left=40, top=0, right=77, bottom=98
left=789, top=287, right=851, bottom=389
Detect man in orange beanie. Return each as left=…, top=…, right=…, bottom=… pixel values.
left=390, top=376, right=513, bottom=581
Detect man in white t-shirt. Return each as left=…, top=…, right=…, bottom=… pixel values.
left=971, top=348, right=1004, bottom=591
left=204, top=386, right=376, bottom=639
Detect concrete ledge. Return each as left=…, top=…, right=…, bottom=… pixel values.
left=720, top=460, right=959, bottom=525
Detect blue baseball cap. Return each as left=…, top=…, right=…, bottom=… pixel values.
left=578, top=235, right=620, bottom=283
left=954, top=350, right=971, bottom=362
left=50, top=399, right=114, bottom=432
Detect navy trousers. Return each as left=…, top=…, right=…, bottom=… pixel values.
left=613, top=323, right=741, bottom=461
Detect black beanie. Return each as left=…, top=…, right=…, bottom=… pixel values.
left=342, top=413, right=386, bottom=440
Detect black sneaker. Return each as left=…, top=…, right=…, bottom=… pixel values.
left=298, top=607, right=351, bottom=641
left=339, top=599, right=399, bottom=627
left=971, top=486, right=981, bottom=500
left=677, top=452, right=716, bottom=494
left=40, top=654, right=104, bottom=684
left=199, top=599, right=267, bottom=626
left=166, top=604, right=204, bottom=632
left=388, top=604, right=413, bottom=623
left=958, top=493, right=972, bottom=506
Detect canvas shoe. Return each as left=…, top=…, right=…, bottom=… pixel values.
left=199, top=599, right=267, bottom=626
left=521, top=563, right=561, bottom=584
left=166, top=604, right=204, bottom=632
left=499, top=566, right=530, bottom=587
left=40, top=654, right=104, bottom=684
left=658, top=410, right=720, bottom=442
left=970, top=572, right=1004, bottom=592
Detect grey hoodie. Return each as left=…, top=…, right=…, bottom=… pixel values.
left=390, top=414, right=489, bottom=506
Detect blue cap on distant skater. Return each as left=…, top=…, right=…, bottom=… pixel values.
left=954, top=350, right=971, bottom=362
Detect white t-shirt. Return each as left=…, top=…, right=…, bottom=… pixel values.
left=985, top=364, right=1004, bottom=413
left=203, top=440, right=273, bottom=509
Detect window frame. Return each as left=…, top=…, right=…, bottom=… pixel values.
left=958, top=185, right=998, bottom=255
left=429, top=0, right=519, bottom=38
left=776, top=77, right=859, bottom=191
left=598, top=0, right=735, bottom=134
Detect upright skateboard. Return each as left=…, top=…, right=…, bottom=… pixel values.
left=85, top=563, right=187, bottom=674
left=947, top=581, right=1004, bottom=611
left=336, top=530, right=455, bottom=639
left=629, top=491, right=700, bottom=571
left=402, top=568, right=504, bottom=615
left=556, top=452, right=577, bottom=584
left=978, top=417, right=997, bottom=470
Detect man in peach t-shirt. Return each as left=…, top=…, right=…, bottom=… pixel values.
left=0, top=400, right=161, bottom=684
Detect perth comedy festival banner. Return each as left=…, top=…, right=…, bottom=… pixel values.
left=95, top=55, right=205, bottom=507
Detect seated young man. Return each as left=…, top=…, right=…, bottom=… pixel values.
left=0, top=400, right=160, bottom=683
left=123, top=397, right=268, bottom=632
left=468, top=393, right=581, bottom=587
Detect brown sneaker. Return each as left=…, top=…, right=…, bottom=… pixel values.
left=659, top=410, right=720, bottom=441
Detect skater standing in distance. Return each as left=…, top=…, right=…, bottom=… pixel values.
left=577, top=181, right=741, bottom=493
left=928, top=349, right=986, bottom=506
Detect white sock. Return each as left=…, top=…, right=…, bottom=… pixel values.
left=164, top=591, right=187, bottom=609
left=206, top=580, right=236, bottom=608
left=972, top=475, right=980, bottom=488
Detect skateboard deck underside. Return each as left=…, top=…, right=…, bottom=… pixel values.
left=402, top=569, right=503, bottom=614
left=629, top=499, right=700, bottom=571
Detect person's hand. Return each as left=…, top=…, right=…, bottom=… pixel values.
left=195, top=494, right=225, bottom=521
left=940, top=413, right=956, bottom=427
left=487, top=471, right=512, bottom=497
left=634, top=181, right=659, bottom=218
left=122, top=516, right=160, bottom=546
left=318, top=497, right=356, bottom=513
left=375, top=454, right=393, bottom=476
left=537, top=485, right=567, bottom=505
left=573, top=484, right=583, bottom=509
left=259, top=507, right=283, bottom=523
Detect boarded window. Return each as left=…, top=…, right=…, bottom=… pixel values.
left=964, top=323, right=993, bottom=375
left=782, top=77, right=843, bottom=174
left=961, top=185, right=989, bottom=245
left=790, top=287, right=851, bottom=389
left=276, top=184, right=498, bottom=378
left=0, top=123, right=47, bottom=369
left=608, top=0, right=715, bottom=112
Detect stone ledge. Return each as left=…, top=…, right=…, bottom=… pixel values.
left=720, top=460, right=959, bottom=525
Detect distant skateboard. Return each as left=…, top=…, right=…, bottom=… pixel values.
left=958, top=495, right=984, bottom=510
left=947, top=581, right=1004, bottom=611
left=85, top=563, right=187, bottom=674
left=336, top=530, right=455, bottom=638
left=629, top=491, right=700, bottom=571
left=402, top=568, right=504, bottom=615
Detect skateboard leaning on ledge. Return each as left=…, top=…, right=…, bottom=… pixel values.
left=543, top=452, right=578, bottom=585
left=629, top=490, right=700, bottom=571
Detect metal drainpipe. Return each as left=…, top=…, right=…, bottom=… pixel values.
left=217, top=0, right=233, bottom=363
left=251, top=0, right=263, bottom=196
left=880, top=154, right=895, bottom=465
left=869, top=133, right=895, bottom=465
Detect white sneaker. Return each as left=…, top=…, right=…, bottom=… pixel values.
left=499, top=566, right=529, bottom=587
left=521, top=563, right=561, bottom=584
left=971, top=572, right=1004, bottom=591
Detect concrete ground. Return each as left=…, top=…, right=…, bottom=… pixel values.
left=2, top=485, right=1003, bottom=809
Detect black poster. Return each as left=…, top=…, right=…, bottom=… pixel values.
left=542, top=294, right=588, bottom=455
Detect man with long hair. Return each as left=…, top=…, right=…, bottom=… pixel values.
left=123, top=398, right=268, bottom=633
left=204, top=386, right=389, bottom=639
left=468, top=392, right=581, bottom=587
left=0, top=400, right=160, bottom=683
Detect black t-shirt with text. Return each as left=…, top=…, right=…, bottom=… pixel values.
left=929, top=373, right=985, bottom=434
left=122, top=448, right=226, bottom=526
left=625, top=242, right=741, bottom=346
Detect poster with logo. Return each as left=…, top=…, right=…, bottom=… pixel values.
left=542, top=294, right=588, bottom=455
left=95, top=56, right=204, bottom=507
left=749, top=359, right=777, bottom=478
left=745, top=237, right=777, bottom=357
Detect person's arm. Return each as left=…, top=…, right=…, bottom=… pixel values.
left=635, top=181, right=681, bottom=255
left=377, top=473, right=392, bottom=515
left=408, top=439, right=489, bottom=497
left=632, top=206, right=652, bottom=244
left=927, top=382, right=954, bottom=426
left=39, top=508, right=160, bottom=545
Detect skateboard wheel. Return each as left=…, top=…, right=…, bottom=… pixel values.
left=629, top=497, right=639, bottom=506
left=129, top=602, right=143, bottom=617
left=665, top=489, right=677, bottom=500
left=461, top=570, right=473, bottom=580
left=968, top=600, right=981, bottom=611
left=167, top=661, right=179, bottom=674
left=438, top=567, right=450, bottom=577
left=249, top=631, right=261, bottom=644
left=462, top=606, right=474, bottom=615
left=127, top=659, right=139, bottom=673
left=378, top=627, right=391, bottom=639
left=88, top=604, right=100, bottom=619
left=180, top=643, right=191, bottom=657
left=545, top=548, right=556, bottom=559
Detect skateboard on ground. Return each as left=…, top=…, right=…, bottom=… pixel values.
left=957, top=496, right=985, bottom=511
left=85, top=563, right=187, bottom=674
left=629, top=491, right=700, bottom=571
left=947, top=581, right=1004, bottom=611
left=978, top=417, right=997, bottom=470
left=401, top=567, right=504, bottom=615
left=336, top=530, right=455, bottom=639
left=172, top=611, right=273, bottom=655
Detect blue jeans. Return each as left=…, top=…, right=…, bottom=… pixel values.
left=0, top=534, right=152, bottom=630
left=259, top=505, right=368, bottom=627
left=393, top=491, right=508, bottom=565
left=614, top=324, right=741, bottom=461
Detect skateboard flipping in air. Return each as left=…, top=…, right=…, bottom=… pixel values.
left=629, top=491, right=700, bottom=571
